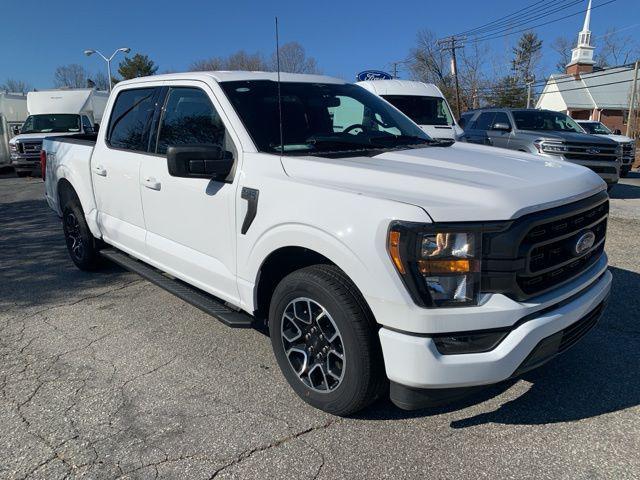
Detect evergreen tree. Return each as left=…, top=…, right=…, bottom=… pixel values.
left=117, top=54, right=158, bottom=80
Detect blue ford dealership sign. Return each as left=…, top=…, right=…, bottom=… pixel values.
left=356, top=70, right=393, bottom=81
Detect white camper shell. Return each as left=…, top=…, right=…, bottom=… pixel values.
left=0, top=92, right=28, bottom=166
left=356, top=80, right=462, bottom=140
left=10, top=89, right=108, bottom=176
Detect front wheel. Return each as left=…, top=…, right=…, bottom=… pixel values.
left=62, top=200, right=101, bottom=271
left=15, top=170, right=30, bottom=178
left=269, top=265, right=386, bottom=415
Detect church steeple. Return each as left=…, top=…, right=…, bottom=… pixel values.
left=566, top=0, right=595, bottom=75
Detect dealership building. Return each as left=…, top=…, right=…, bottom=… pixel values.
left=536, top=0, right=637, bottom=134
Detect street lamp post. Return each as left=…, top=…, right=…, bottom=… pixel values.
left=84, top=47, right=131, bottom=91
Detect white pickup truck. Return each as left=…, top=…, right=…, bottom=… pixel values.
left=43, top=72, right=611, bottom=415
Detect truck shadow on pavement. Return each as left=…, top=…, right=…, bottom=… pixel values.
left=0, top=198, right=131, bottom=310
left=610, top=172, right=640, bottom=199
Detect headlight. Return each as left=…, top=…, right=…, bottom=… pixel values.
left=9, top=143, right=16, bottom=152
left=534, top=140, right=567, bottom=155
left=388, top=223, right=482, bottom=307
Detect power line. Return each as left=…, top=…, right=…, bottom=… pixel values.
left=469, top=0, right=617, bottom=43
left=465, top=0, right=584, bottom=40
left=467, top=77, right=635, bottom=96
left=451, top=0, right=573, bottom=38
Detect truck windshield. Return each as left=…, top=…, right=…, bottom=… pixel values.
left=20, top=114, right=81, bottom=134
left=579, top=122, right=612, bottom=135
left=381, top=95, right=454, bottom=126
left=220, top=81, right=433, bottom=154
left=512, top=110, right=583, bottom=133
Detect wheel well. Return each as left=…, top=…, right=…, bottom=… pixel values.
left=57, top=178, right=79, bottom=210
left=255, top=247, right=334, bottom=320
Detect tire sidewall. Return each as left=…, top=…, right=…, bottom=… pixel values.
left=269, top=272, right=373, bottom=414
left=62, top=202, right=98, bottom=270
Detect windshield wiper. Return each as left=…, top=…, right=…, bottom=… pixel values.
left=305, top=135, right=384, bottom=150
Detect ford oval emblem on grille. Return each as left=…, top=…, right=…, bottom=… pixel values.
left=575, top=231, right=596, bottom=255
left=586, top=147, right=600, bottom=155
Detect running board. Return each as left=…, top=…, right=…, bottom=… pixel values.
left=100, top=249, right=255, bottom=328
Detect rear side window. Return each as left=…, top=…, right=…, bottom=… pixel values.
left=471, top=112, right=496, bottom=131
left=155, top=87, right=227, bottom=155
left=107, top=88, right=156, bottom=151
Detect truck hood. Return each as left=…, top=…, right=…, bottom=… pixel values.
left=10, top=132, right=79, bottom=144
left=281, top=142, right=605, bottom=222
left=518, top=130, right=618, bottom=145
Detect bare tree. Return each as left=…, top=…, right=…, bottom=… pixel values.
left=190, top=51, right=267, bottom=72
left=551, top=36, right=573, bottom=72
left=0, top=78, right=31, bottom=93
left=270, top=42, right=320, bottom=74
left=54, top=64, right=88, bottom=88
left=87, top=71, right=110, bottom=90
left=190, top=57, right=225, bottom=71
left=408, top=29, right=492, bottom=112
left=595, top=28, right=640, bottom=68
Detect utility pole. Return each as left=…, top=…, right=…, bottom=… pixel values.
left=626, top=60, right=639, bottom=137
left=392, top=62, right=399, bottom=79
left=526, top=79, right=534, bottom=108
left=438, top=36, right=465, bottom=118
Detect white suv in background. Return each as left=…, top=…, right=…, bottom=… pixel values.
left=356, top=80, right=463, bottom=140
left=577, top=120, right=636, bottom=177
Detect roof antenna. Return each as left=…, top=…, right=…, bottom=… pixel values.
left=275, top=17, right=284, bottom=155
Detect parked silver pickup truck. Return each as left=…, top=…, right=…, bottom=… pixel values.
left=459, top=108, right=622, bottom=189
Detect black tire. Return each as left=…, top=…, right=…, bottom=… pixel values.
left=62, top=199, right=101, bottom=271
left=269, top=265, right=386, bottom=415
left=16, top=170, right=30, bottom=177
left=620, top=167, right=629, bottom=178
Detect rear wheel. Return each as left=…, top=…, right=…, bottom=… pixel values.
left=269, top=265, right=386, bottom=415
left=62, top=199, right=101, bottom=271
left=16, top=170, right=30, bottom=177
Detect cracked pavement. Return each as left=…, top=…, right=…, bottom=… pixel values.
left=1, top=171, right=639, bottom=479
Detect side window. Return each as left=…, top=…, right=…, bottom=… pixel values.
left=81, top=116, right=93, bottom=132
left=329, top=96, right=365, bottom=133
left=107, top=88, right=157, bottom=152
left=471, top=112, right=496, bottom=131
left=459, top=113, right=474, bottom=129
left=156, top=87, right=226, bottom=155
left=492, top=112, right=511, bottom=128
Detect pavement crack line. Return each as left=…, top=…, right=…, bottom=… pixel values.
left=209, top=417, right=341, bottom=478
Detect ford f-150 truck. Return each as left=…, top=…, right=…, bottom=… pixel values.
left=43, top=72, right=611, bottom=415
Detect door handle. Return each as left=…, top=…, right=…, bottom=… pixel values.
left=143, top=177, right=161, bottom=191
left=93, top=165, right=107, bottom=176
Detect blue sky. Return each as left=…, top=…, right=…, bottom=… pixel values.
left=2, top=0, right=638, bottom=89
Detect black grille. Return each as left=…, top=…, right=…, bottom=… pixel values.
left=587, top=166, right=617, bottom=175
left=482, top=191, right=609, bottom=301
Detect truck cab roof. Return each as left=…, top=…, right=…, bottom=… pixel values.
left=116, top=71, right=346, bottom=86
left=355, top=80, right=445, bottom=98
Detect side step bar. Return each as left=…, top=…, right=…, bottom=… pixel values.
left=100, top=249, right=255, bottom=328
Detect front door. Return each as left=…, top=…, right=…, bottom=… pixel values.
left=487, top=111, right=513, bottom=149
left=92, top=86, right=161, bottom=256
left=139, top=83, right=241, bottom=304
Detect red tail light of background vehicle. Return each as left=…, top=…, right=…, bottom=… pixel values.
left=40, top=150, right=47, bottom=181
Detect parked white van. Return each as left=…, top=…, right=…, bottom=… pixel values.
left=356, top=80, right=462, bottom=140
left=10, top=89, right=108, bottom=176
left=0, top=92, right=28, bottom=167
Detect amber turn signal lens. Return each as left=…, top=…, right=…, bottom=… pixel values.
left=417, top=259, right=479, bottom=275
left=388, top=230, right=406, bottom=274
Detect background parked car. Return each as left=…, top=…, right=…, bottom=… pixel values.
left=458, top=108, right=621, bottom=189
left=576, top=120, right=635, bottom=177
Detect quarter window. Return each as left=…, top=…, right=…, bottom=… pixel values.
left=156, top=87, right=226, bottom=155
left=107, top=88, right=156, bottom=151
left=491, top=112, right=511, bottom=129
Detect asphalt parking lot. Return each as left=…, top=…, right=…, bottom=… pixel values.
left=1, top=171, right=639, bottom=480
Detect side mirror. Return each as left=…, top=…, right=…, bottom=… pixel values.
left=614, top=129, right=622, bottom=135
left=12, top=126, right=20, bottom=135
left=491, top=122, right=511, bottom=132
left=167, top=144, right=234, bottom=180
left=93, top=123, right=100, bottom=133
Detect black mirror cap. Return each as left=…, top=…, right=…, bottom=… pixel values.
left=93, top=123, right=100, bottom=133
left=167, top=144, right=234, bottom=180
left=614, top=129, right=622, bottom=135
left=12, top=126, right=20, bottom=135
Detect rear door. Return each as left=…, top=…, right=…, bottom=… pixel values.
left=91, top=85, right=162, bottom=257
left=464, top=111, right=495, bottom=145
left=139, top=82, right=241, bottom=304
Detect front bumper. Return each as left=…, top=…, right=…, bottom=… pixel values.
left=378, top=260, right=611, bottom=391
left=11, top=154, right=40, bottom=170
left=561, top=158, right=620, bottom=184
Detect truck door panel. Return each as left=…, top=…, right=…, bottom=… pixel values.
left=487, top=112, right=513, bottom=149
left=139, top=84, right=240, bottom=304
left=92, top=87, right=160, bottom=256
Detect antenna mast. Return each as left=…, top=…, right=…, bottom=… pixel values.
left=275, top=17, right=284, bottom=154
